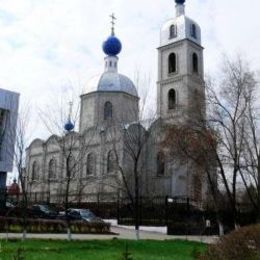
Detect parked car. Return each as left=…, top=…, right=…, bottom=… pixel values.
left=6, top=201, right=15, bottom=209
left=59, top=208, right=104, bottom=223
left=30, top=204, right=58, bottom=219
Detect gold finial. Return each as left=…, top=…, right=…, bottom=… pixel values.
left=110, top=13, right=116, bottom=36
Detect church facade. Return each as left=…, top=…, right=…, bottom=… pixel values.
left=25, top=0, right=207, bottom=204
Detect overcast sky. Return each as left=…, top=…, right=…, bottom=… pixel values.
left=1, top=0, right=260, bottom=180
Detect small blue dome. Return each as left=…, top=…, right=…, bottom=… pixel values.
left=102, top=35, right=122, bottom=56
left=175, top=0, right=185, bottom=4
left=64, top=120, right=74, bottom=132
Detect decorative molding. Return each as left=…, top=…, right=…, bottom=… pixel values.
left=158, top=38, right=204, bottom=51
left=157, top=75, right=184, bottom=86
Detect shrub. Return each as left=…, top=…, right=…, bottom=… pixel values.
left=0, top=216, right=110, bottom=234
left=200, top=224, right=260, bottom=260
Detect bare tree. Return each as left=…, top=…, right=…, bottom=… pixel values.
left=14, top=105, right=31, bottom=240
left=105, top=73, right=157, bottom=240
left=38, top=96, right=98, bottom=240
left=207, top=56, right=258, bottom=227
left=240, top=74, right=260, bottom=220
left=163, top=55, right=258, bottom=230
left=3, top=102, right=31, bottom=240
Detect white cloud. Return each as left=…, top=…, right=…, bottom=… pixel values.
left=0, top=0, right=259, bottom=142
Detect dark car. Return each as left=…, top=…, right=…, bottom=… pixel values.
left=59, top=208, right=104, bottom=223
left=6, top=201, right=15, bottom=209
left=30, top=204, right=58, bottom=219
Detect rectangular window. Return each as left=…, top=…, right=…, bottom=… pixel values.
left=0, top=109, right=7, bottom=160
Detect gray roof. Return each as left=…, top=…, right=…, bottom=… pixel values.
left=160, top=15, right=201, bottom=47
left=85, top=72, right=138, bottom=97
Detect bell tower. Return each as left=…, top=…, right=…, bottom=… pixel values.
left=157, top=0, right=205, bottom=124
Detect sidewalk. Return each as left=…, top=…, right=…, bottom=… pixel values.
left=0, top=226, right=218, bottom=244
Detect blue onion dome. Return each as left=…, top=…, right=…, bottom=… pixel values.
left=102, top=35, right=122, bottom=56
left=175, top=0, right=185, bottom=4
left=64, top=119, right=74, bottom=132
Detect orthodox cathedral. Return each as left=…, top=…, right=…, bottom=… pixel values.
left=25, top=0, right=207, bottom=204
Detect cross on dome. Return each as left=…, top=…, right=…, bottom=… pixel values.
left=64, top=101, right=75, bottom=132
left=68, top=101, right=73, bottom=120
left=102, top=13, right=122, bottom=57
left=110, top=13, right=116, bottom=36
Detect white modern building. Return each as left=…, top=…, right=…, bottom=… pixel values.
left=0, top=88, right=19, bottom=190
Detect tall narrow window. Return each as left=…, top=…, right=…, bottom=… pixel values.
left=107, top=150, right=117, bottom=173
left=67, top=155, right=76, bottom=178
left=192, top=53, right=198, bottom=73
left=168, top=89, right=177, bottom=109
left=169, top=24, right=177, bottom=39
left=168, top=53, right=177, bottom=74
left=32, top=161, right=38, bottom=181
left=48, top=159, right=56, bottom=179
left=86, top=153, right=95, bottom=176
left=104, top=101, right=112, bottom=120
left=157, top=152, right=165, bottom=176
left=191, top=24, right=197, bottom=39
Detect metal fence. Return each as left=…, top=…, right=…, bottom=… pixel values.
left=2, top=190, right=257, bottom=235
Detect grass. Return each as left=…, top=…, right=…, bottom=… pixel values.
left=0, top=239, right=206, bottom=260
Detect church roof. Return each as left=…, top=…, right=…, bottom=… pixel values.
left=85, top=72, right=138, bottom=97
left=160, top=1, right=201, bottom=47
left=84, top=15, right=138, bottom=98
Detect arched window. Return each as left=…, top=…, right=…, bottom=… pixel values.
left=107, top=150, right=117, bottom=173
left=86, top=153, right=96, bottom=176
left=48, top=159, right=56, bottom=179
left=157, top=152, right=165, bottom=176
left=67, top=155, right=76, bottom=178
left=169, top=24, right=177, bottom=39
left=104, top=101, right=112, bottom=120
left=168, top=53, right=177, bottom=74
left=168, top=89, right=177, bottom=109
left=191, top=24, right=197, bottom=39
left=192, top=53, right=198, bottom=73
left=32, top=161, right=38, bottom=181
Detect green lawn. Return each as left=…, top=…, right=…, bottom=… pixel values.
left=0, top=239, right=206, bottom=260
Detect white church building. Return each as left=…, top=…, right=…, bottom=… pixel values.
left=25, top=0, right=207, bottom=204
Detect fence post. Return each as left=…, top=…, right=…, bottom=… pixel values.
left=165, top=196, right=169, bottom=227
left=187, top=197, right=190, bottom=212
left=117, top=192, right=120, bottom=224
left=97, top=192, right=100, bottom=216
left=140, top=196, right=142, bottom=226
left=48, top=191, right=50, bottom=204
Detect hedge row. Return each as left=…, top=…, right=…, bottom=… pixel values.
left=0, top=216, right=110, bottom=234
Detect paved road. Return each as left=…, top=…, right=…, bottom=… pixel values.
left=0, top=226, right=218, bottom=244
